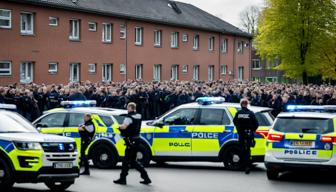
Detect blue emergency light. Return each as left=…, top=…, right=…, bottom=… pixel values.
left=196, top=97, right=225, bottom=105
left=286, top=105, right=336, bottom=112
left=61, top=100, right=97, bottom=108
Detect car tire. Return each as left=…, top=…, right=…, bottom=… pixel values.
left=91, top=144, right=117, bottom=169
left=0, top=158, right=14, bottom=190
left=266, top=169, right=279, bottom=180
left=136, top=144, right=151, bottom=167
left=222, top=145, right=245, bottom=171
left=45, top=181, right=74, bottom=191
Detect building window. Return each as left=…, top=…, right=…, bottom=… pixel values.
left=120, top=24, right=126, bottom=39
left=238, top=66, right=244, bottom=81
left=171, top=65, right=179, bottom=80
left=266, top=77, right=278, bottom=83
left=154, top=30, right=162, bottom=47
left=102, top=64, right=112, bottom=82
left=208, top=36, right=215, bottom=51
left=193, top=65, right=199, bottom=81
left=0, top=9, right=11, bottom=29
left=48, top=62, right=58, bottom=74
left=20, top=62, right=33, bottom=83
left=135, top=27, right=143, bottom=45
left=182, top=34, right=188, bottom=42
left=135, top=64, right=143, bottom=80
left=193, top=35, right=199, bottom=50
left=221, top=38, right=228, bottom=53
left=0, top=61, right=11, bottom=76
left=88, top=64, right=96, bottom=74
left=102, top=23, right=112, bottom=43
left=153, top=64, right=161, bottom=81
left=171, top=32, right=179, bottom=48
left=49, top=17, right=58, bottom=26
left=220, top=65, right=227, bottom=75
left=252, top=77, right=261, bottom=82
left=88, top=22, right=97, bottom=32
left=120, top=64, right=126, bottom=74
left=70, top=63, right=80, bottom=82
left=208, top=65, right=214, bottom=81
left=20, top=12, right=34, bottom=35
left=69, top=19, right=80, bottom=40
left=237, top=41, right=244, bottom=53
left=182, top=65, right=188, bottom=74
left=252, top=59, right=261, bottom=70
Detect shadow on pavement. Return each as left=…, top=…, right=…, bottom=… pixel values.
left=277, top=171, right=336, bottom=184
left=11, top=187, right=73, bottom=192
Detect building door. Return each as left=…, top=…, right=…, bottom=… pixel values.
left=20, top=62, right=33, bottom=84
left=102, top=64, right=112, bottom=82
left=238, top=66, right=244, bottom=81
left=70, top=63, right=80, bottom=82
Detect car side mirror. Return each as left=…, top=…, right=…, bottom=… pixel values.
left=153, top=121, right=164, bottom=128
left=36, top=123, right=48, bottom=129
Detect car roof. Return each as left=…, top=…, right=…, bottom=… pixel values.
left=277, top=112, right=336, bottom=119
left=177, top=102, right=272, bottom=113
left=47, top=107, right=127, bottom=116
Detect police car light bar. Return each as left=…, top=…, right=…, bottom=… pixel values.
left=0, top=104, right=17, bottom=110
left=196, top=97, right=225, bottom=105
left=286, top=105, right=336, bottom=112
left=61, top=100, right=97, bottom=108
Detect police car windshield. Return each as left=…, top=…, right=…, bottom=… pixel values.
left=0, top=113, right=38, bottom=133
left=274, top=118, right=333, bottom=134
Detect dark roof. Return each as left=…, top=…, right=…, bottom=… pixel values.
left=9, top=0, right=251, bottom=38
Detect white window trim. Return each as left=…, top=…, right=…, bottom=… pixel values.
left=221, top=38, right=228, bottom=53
left=48, top=62, right=58, bottom=74
left=0, top=9, right=12, bottom=29
left=88, top=64, right=96, bottom=74
left=208, top=37, right=215, bottom=51
left=252, top=59, right=262, bottom=70
left=102, top=64, right=112, bottom=82
left=153, top=64, right=161, bottom=81
left=171, top=65, right=179, bottom=80
left=238, top=66, right=244, bottom=81
left=171, top=32, right=179, bottom=48
left=220, top=65, right=227, bottom=75
left=193, top=65, right=200, bottom=81
left=120, top=24, right=126, bottom=39
left=182, top=34, right=188, bottom=42
left=120, top=64, right=126, bottom=74
left=69, top=19, right=80, bottom=40
left=135, top=64, right=143, bottom=80
left=20, top=12, right=34, bottom=35
left=208, top=65, right=214, bottom=81
left=182, top=65, right=188, bottom=73
left=70, top=63, right=80, bottom=82
left=135, top=27, right=143, bottom=46
left=154, top=30, right=162, bottom=47
left=237, top=41, right=244, bottom=53
left=0, top=61, right=12, bottom=76
left=20, top=62, right=34, bottom=84
left=88, top=22, right=97, bottom=32
left=193, top=35, right=199, bottom=50
left=48, top=17, right=58, bottom=26
left=102, top=23, right=112, bottom=43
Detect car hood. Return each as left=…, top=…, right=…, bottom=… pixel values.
left=0, top=133, right=75, bottom=143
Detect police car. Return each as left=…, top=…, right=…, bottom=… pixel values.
left=265, top=105, right=336, bottom=180
left=33, top=101, right=128, bottom=169
left=0, top=105, right=79, bottom=190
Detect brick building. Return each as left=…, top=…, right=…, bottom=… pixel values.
left=0, top=0, right=252, bottom=85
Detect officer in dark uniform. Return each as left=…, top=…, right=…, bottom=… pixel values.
left=233, top=99, right=259, bottom=174
left=114, top=102, right=151, bottom=185
left=78, top=114, right=95, bottom=175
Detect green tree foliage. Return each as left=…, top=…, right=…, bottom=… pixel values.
left=256, top=0, right=336, bottom=84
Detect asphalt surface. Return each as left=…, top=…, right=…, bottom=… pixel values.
left=12, top=162, right=336, bottom=192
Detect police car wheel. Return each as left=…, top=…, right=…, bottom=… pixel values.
left=91, top=145, right=117, bottom=169
left=45, top=181, right=73, bottom=191
left=0, top=158, right=14, bottom=189
left=222, top=145, right=244, bottom=171
left=136, top=144, right=151, bottom=167
left=266, top=169, right=279, bottom=180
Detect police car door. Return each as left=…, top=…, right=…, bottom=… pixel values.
left=34, top=112, right=66, bottom=136
left=192, top=108, right=232, bottom=157
left=153, top=108, right=198, bottom=156
left=63, top=113, right=85, bottom=153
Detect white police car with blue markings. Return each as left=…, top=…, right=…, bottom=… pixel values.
left=265, top=105, right=336, bottom=180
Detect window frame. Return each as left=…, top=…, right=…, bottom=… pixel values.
left=182, top=33, right=188, bottom=42
left=153, top=64, right=162, bottom=81
left=69, top=63, right=80, bottom=82
left=69, top=19, right=80, bottom=40
left=135, top=27, right=143, bottom=46
left=0, top=9, right=12, bottom=29
left=193, top=34, right=200, bottom=50
left=20, top=62, right=34, bottom=84
left=208, top=36, right=215, bottom=51
left=88, top=63, right=97, bottom=74
left=88, top=22, right=97, bottom=32
left=220, top=64, right=227, bottom=75
left=135, top=64, right=143, bottom=80
left=221, top=38, right=228, bottom=53
left=20, top=12, right=34, bottom=35
left=252, top=59, right=261, bottom=70
left=193, top=65, right=200, bottom=81
left=48, top=62, right=58, bottom=74
left=171, top=65, right=179, bottom=80
left=154, top=30, right=162, bottom=47
left=171, top=32, right=179, bottom=48
left=120, top=24, right=126, bottom=39
left=102, top=64, right=112, bottom=82
left=182, top=64, right=188, bottom=74
left=120, top=64, right=126, bottom=74
left=237, top=41, right=244, bottom=53
left=208, top=65, right=214, bottom=81
left=48, top=16, right=58, bottom=27
left=0, top=61, right=12, bottom=76
left=102, top=23, right=112, bottom=43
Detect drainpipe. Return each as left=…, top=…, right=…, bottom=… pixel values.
left=218, top=33, right=221, bottom=80
left=232, top=36, right=236, bottom=80
left=125, top=20, right=128, bottom=81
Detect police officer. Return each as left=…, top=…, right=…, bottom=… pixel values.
left=233, top=99, right=259, bottom=174
left=114, top=102, right=151, bottom=185
left=78, top=114, right=95, bottom=175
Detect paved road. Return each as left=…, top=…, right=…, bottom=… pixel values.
left=13, top=162, right=336, bottom=192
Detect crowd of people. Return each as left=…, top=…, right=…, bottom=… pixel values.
left=1, top=80, right=336, bottom=122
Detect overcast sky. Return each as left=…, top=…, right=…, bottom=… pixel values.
left=178, top=0, right=264, bottom=28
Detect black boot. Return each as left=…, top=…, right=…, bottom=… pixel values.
left=140, top=174, right=151, bottom=185
left=80, top=169, right=90, bottom=175
left=245, top=167, right=251, bottom=175
left=114, top=177, right=127, bottom=185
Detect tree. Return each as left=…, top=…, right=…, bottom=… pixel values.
left=240, top=5, right=260, bottom=36
left=255, top=0, right=336, bottom=84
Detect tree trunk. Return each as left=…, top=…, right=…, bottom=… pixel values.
left=302, top=71, right=308, bottom=85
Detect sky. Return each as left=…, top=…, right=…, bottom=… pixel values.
left=178, top=0, right=264, bottom=28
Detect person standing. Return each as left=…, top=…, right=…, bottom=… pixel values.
left=233, top=99, right=259, bottom=174
left=114, top=102, right=151, bottom=185
left=78, top=114, right=95, bottom=175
